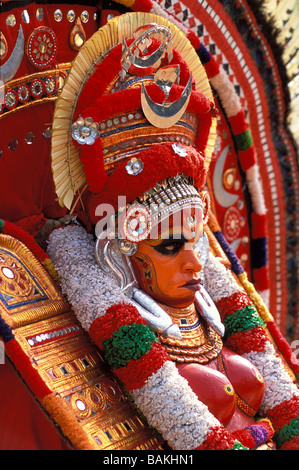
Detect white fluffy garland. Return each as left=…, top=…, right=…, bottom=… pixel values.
left=48, top=225, right=223, bottom=449
left=131, top=360, right=219, bottom=450
left=243, top=344, right=299, bottom=414
left=48, top=224, right=298, bottom=447
left=47, top=225, right=130, bottom=331
left=204, top=252, right=243, bottom=301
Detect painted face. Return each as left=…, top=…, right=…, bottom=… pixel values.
left=131, top=206, right=204, bottom=308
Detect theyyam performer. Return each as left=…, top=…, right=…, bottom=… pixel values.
left=45, top=12, right=299, bottom=450
left=0, top=10, right=298, bottom=451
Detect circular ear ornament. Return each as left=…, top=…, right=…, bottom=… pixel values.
left=201, top=191, right=211, bottom=226
left=122, top=205, right=152, bottom=243
left=118, top=239, right=138, bottom=256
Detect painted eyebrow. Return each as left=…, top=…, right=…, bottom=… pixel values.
left=148, top=233, right=189, bottom=247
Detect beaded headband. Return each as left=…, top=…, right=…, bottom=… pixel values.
left=118, top=175, right=209, bottom=244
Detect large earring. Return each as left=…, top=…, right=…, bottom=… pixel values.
left=95, top=235, right=139, bottom=295
left=118, top=240, right=138, bottom=256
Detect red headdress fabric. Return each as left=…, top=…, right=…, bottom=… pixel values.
left=71, top=40, right=213, bottom=224
left=51, top=14, right=217, bottom=226
left=88, top=142, right=207, bottom=224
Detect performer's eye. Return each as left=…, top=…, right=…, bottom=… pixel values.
left=153, top=239, right=185, bottom=256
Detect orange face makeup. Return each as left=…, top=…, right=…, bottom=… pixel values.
left=131, top=206, right=204, bottom=308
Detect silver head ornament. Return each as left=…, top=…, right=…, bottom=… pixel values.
left=121, top=23, right=193, bottom=129
left=120, top=23, right=173, bottom=77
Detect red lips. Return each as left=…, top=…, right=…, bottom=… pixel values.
left=182, top=278, right=202, bottom=291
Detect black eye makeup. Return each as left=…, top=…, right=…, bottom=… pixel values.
left=150, top=234, right=190, bottom=256
left=153, top=239, right=186, bottom=256
left=150, top=232, right=205, bottom=257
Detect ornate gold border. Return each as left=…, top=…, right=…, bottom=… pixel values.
left=0, top=234, right=68, bottom=328
left=0, top=63, right=71, bottom=120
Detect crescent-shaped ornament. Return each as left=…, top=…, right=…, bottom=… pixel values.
left=0, top=25, right=24, bottom=84
left=141, top=73, right=192, bottom=128
left=122, top=37, right=166, bottom=69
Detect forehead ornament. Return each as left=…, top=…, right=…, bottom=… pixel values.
left=122, top=205, right=153, bottom=243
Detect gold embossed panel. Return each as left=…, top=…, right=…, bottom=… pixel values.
left=0, top=234, right=67, bottom=328
left=0, top=233, right=163, bottom=450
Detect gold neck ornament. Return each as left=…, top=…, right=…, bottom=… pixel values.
left=157, top=302, right=222, bottom=364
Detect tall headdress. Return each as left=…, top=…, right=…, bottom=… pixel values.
left=51, top=12, right=218, bottom=239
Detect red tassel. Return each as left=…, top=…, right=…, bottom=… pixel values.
left=80, top=139, right=107, bottom=193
